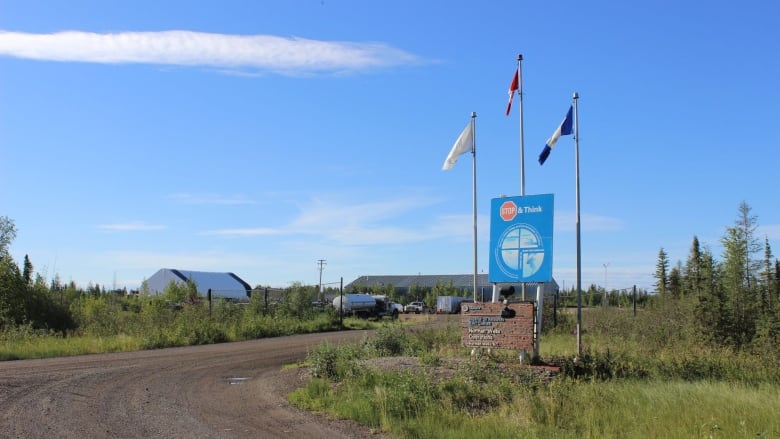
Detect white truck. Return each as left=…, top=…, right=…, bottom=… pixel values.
left=404, top=301, right=429, bottom=314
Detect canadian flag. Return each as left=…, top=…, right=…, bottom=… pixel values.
left=505, top=68, right=519, bottom=116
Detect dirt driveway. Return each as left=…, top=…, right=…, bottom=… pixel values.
left=0, top=329, right=384, bottom=439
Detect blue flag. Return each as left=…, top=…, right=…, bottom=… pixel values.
left=538, top=106, right=573, bottom=165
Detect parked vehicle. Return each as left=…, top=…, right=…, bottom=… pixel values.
left=404, top=301, right=429, bottom=314
left=436, top=296, right=474, bottom=314
left=332, top=294, right=399, bottom=319
left=390, top=301, right=404, bottom=314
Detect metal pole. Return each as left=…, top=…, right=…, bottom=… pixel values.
left=534, top=284, right=543, bottom=360
left=471, top=112, right=478, bottom=303
left=517, top=54, right=526, bottom=304
left=517, top=54, right=525, bottom=196
left=574, top=91, right=582, bottom=359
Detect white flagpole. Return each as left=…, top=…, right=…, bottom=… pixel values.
left=573, top=91, right=582, bottom=358
left=470, top=112, right=478, bottom=302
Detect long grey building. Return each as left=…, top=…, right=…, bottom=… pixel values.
left=345, top=274, right=558, bottom=302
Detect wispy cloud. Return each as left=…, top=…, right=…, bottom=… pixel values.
left=289, top=196, right=435, bottom=228
left=201, top=195, right=444, bottom=245
left=201, top=227, right=282, bottom=236
left=0, top=30, right=422, bottom=74
left=97, top=222, right=165, bottom=232
left=287, top=196, right=446, bottom=245
left=170, top=193, right=256, bottom=205
left=555, top=211, right=624, bottom=232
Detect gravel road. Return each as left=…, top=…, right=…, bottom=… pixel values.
left=0, top=329, right=384, bottom=439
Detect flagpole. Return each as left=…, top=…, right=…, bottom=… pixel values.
left=573, top=91, right=582, bottom=359
left=517, top=54, right=527, bottom=301
left=517, top=54, right=525, bottom=196
left=470, top=112, right=478, bottom=302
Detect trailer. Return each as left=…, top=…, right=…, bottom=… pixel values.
left=436, top=296, right=474, bottom=314
left=332, top=294, right=399, bottom=319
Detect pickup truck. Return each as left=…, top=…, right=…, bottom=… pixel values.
left=404, top=301, right=428, bottom=314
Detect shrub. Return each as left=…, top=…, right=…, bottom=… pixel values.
left=362, top=326, right=406, bottom=357
left=308, top=341, right=362, bottom=381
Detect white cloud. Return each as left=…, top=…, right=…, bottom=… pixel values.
left=198, top=195, right=446, bottom=246
left=0, top=30, right=421, bottom=74
left=289, top=196, right=435, bottom=228
left=554, top=211, right=624, bottom=232
left=170, top=193, right=256, bottom=205
left=327, top=226, right=429, bottom=246
left=97, top=222, right=165, bottom=232
left=201, top=227, right=282, bottom=236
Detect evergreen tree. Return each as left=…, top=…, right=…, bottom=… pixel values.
left=775, top=260, right=780, bottom=304
left=684, top=236, right=703, bottom=297
left=654, top=247, right=669, bottom=295
left=22, top=254, right=33, bottom=286
left=761, top=237, right=774, bottom=312
left=668, top=261, right=683, bottom=298
left=720, top=202, right=762, bottom=346
left=694, top=246, right=729, bottom=342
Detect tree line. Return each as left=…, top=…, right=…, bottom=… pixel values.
left=653, top=202, right=779, bottom=351
left=3, top=201, right=778, bottom=356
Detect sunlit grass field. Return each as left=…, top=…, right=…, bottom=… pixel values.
left=290, top=305, right=780, bottom=438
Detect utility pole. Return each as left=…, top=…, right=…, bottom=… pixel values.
left=317, top=259, right=327, bottom=301
left=602, top=262, right=610, bottom=306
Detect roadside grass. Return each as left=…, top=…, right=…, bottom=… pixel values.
left=0, top=329, right=143, bottom=360
left=289, top=308, right=780, bottom=438
left=0, top=311, right=392, bottom=361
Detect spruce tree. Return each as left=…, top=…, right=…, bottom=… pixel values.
left=684, top=236, right=703, bottom=297
left=761, top=237, right=774, bottom=311
left=654, top=247, right=669, bottom=296
left=669, top=262, right=682, bottom=299
left=720, top=202, right=761, bottom=346
left=22, top=254, right=33, bottom=286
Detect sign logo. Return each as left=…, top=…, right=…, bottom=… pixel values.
left=499, top=201, right=517, bottom=221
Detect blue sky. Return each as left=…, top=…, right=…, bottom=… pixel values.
left=1, top=0, right=778, bottom=292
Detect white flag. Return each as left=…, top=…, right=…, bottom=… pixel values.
left=442, top=122, right=474, bottom=170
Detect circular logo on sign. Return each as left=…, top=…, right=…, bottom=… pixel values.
left=494, top=223, right=545, bottom=280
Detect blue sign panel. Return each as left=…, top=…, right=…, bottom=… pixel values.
left=488, top=194, right=554, bottom=283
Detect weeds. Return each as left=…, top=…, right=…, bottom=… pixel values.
left=290, top=301, right=780, bottom=438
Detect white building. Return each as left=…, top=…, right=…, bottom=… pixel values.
left=145, top=269, right=252, bottom=301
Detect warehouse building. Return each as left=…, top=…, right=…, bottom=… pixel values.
left=145, top=268, right=252, bottom=301
left=346, top=273, right=558, bottom=302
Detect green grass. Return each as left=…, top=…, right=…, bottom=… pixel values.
left=0, top=312, right=392, bottom=361
left=0, top=333, right=143, bottom=360
left=289, top=305, right=780, bottom=439
left=291, top=351, right=780, bottom=439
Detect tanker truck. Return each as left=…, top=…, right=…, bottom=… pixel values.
left=332, top=293, right=399, bottom=319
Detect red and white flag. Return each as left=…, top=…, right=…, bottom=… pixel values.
left=505, top=68, right=520, bottom=116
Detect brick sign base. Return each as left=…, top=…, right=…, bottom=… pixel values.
left=460, top=302, right=535, bottom=351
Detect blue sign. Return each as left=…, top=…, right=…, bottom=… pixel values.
left=489, top=194, right=554, bottom=283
